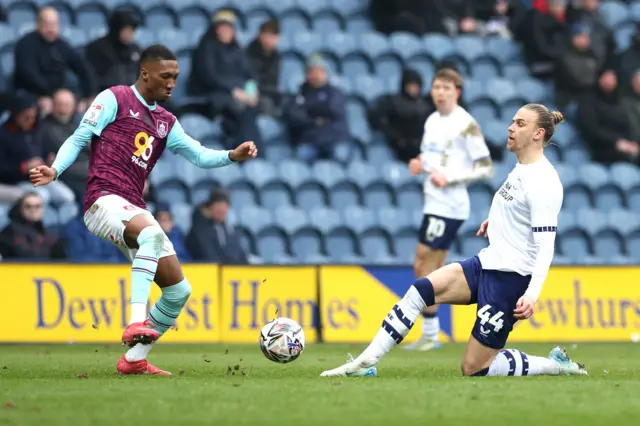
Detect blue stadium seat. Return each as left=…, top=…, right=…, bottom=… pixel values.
left=342, top=55, right=371, bottom=77
left=273, top=205, right=309, bottom=234
left=346, top=161, right=379, bottom=188
left=7, top=3, right=36, bottom=29
left=57, top=202, right=79, bottom=225
left=281, top=11, right=311, bottom=35
left=146, top=6, right=177, bottom=28
left=279, top=159, right=312, bottom=188
left=472, top=59, right=500, bottom=83
left=260, top=181, right=293, bottom=210
left=325, top=227, right=358, bottom=259
left=191, top=180, right=216, bottom=205
left=157, top=28, right=190, bottom=53
left=423, top=34, right=455, bottom=63
left=329, top=181, right=361, bottom=209
left=578, top=163, right=610, bottom=191
left=594, top=184, right=624, bottom=212
left=470, top=105, right=499, bottom=125
left=579, top=208, right=608, bottom=236
left=359, top=229, right=392, bottom=259
left=563, top=147, right=590, bottom=165
left=351, top=74, right=384, bottom=102
left=490, top=162, right=514, bottom=190
left=517, top=78, right=548, bottom=104
left=312, top=160, right=347, bottom=188
left=330, top=0, right=366, bottom=17
left=628, top=186, right=640, bottom=211
left=133, top=28, right=158, bottom=47
left=295, top=182, right=327, bottom=208
left=564, top=184, right=592, bottom=211
left=76, top=6, right=107, bottom=31
left=485, top=37, right=522, bottom=64
left=558, top=210, right=576, bottom=232
left=460, top=232, right=488, bottom=258
left=367, top=144, right=395, bottom=166
left=555, top=164, right=578, bottom=187
left=389, top=32, right=422, bottom=59
left=345, top=14, right=373, bottom=34
left=236, top=226, right=255, bottom=256
left=610, top=162, right=640, bottom=192
left=170, top=203, right=193, bottom=235
left=363, top=182, right=394, bottom=209
left=61, top=27, right=88, bottom=48
left=264, top=143, right=294, bottom=162
left=178, top=6, right=210, bottom=30
left=243, top=159, right=279, bottom=188
left=600, top=1, right=630, bottom=28
left=381, top=161, right=414, bottom=188
left=222, top=183, right=255, bottom=211
left=323, top=32, right=356, bottom=57
left=396, top=184, right=422, bottom=210
left=291, top=31, right=324, bottom=56
left=502, top=63, right=529, bottom=81
left=607, top=209, right=639, bottom=236
left=374, top=55, right=402, bottom=82
left=239, top=206, right=274, bottom=235
left=393, top=229, right=416, bottom=262
left=358, top=32, right=390, bottom=58
left=308, top=206, right=342, bottom=233
left=157, top=183, right=189, bottom=204
left=626, top=231, right=640, bottom=261
left=341, top=205, right=376, bottom=234
left=256, top=228, right=289, bottom=262
left=593, top=230, right=625, bottom=261
left=468, top=183, right=493, bottom=211
left=291, top=228, right=324, bottom=259
left=377, top=207, right=410, bottom=235
left=43, top=206, right=59, bottom=228
left=258, top=114, right=285, bottom=141
left=312, top=12, right=343, bottom=33
left=453, top=35, right=486, bottom=65
left=485, top=78, right=517, bottom=105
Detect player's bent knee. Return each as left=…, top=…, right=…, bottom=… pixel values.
left=137, top=225, right=164, bottom=247
left=167, top=279, right=192, bottom=305
left=412, top=277, right=435, bottom=306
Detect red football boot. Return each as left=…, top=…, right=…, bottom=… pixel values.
left=121, top=320, right=159, bottom=347
left=117, top=355, right=172, bottom=376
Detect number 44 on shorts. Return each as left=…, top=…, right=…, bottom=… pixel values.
left=477, top=304, right=504, bottom=334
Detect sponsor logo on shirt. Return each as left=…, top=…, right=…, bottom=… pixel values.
left=83, top=104, right=102, bottom=126
left=132, top=131, right=155, bottom=169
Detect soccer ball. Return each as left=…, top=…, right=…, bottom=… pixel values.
left=259, top=317, right=305, bottom=364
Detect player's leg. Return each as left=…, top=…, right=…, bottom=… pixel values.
left=460, top=269, right=587, bottom=377
left=320, top=261, right=472, bottom=377
left=405, top=243, right=447, bottom=350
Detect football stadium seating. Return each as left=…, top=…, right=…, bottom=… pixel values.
left=1, top=0, right=638, bottom=265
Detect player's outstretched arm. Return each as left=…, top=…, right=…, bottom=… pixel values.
left=167, top=119, right=257, bottom=167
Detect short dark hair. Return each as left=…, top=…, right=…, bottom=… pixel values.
left=260, top=19, right=280, bottom=34
left=432, top=67, right=463, bottom=88
left=206, top=187, right=229, bottom=206
left=140, top=44, right=177, bottom=66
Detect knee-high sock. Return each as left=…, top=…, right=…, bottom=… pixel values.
left=421, top=311, right=440, bottom=341
left=355, top=278, right=434, bottom=365
left=472, top=349, right=560, bottom=376
left=125, top=279, right=192, bottom=362
left=129, top=226, right=164, bottom=324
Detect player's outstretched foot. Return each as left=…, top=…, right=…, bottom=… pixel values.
left=117, top=355, right=172, bottom=376
left=548, top=347, right=588, bottom=376
left=404, top=336, right=442, bottom=351
left=320, top=354, right=378, bottom=377
left=121, top=320, right=159, bottom=347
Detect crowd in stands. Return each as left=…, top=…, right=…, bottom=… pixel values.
left=0, top=0, right=639, bottom=264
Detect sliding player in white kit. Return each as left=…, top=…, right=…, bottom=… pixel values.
left=406, top=68, right=493, bottom=351
left=321, top=104, right=588, bottom=378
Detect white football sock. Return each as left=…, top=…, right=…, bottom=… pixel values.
left=125, top=344, right=153, bottom=362
left=421, top=313, right=440, bottom=341
left=356, top=286, right=426, bottom=365
left=130, top=302, right=148, bottom=324
left=487, top=349, right=560, bottom=376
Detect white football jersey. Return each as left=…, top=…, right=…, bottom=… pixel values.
left=478, top=157, right=563, bottom=276
left=421, top=106, right=491, bottom=220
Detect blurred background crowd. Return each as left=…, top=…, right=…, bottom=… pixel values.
left=0, top=0, right=639, bottom=265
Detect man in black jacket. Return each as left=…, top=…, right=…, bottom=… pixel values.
left=246, top=19, right=281, bottom=116
left=368, top=70, right=432, bottom=162
left=85, top=11, right=141, bottom=93
left=186, top=188, right=248, bottom=264
left=13, top=7, right=96, bottom=115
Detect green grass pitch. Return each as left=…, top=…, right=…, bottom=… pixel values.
left=1, top=343, right=639, bottom=426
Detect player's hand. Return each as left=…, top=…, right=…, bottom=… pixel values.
left=408, top=158, right=422, bottom=176
left=230, top=141, right=258, bottom=162
left=29, top=165, right=57, bottom=187
left=430, top=170, right=447, bottom=187
left=476, top=219, right=489, bottom=238
left=514, top=296, right=535, bottom=320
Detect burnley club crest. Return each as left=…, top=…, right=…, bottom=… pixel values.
left=157, top=120, right=168, bottom=138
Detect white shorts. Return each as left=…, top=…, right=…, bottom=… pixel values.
left=83, top=194, right=175, bottom=262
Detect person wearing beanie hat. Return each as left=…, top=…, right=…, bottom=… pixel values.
left=188, top=9, right=262, bottom=149
left=185, top=187, right=248, bottom=264
left=86, top=10, right=142, bottom=92
left=282, top=53, right=350, bottom=163
left=368, top=69, right=433, bottom=163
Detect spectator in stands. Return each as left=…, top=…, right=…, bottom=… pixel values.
left=554, top=22, right=600, bottom=108
left=85, top=11, right=141, bottom=93
left=368, top=69, right=431, bottom=163
left=154, top=204, right=191, bottom=261
left=565, top=0, right=616, bottom=72
left=63, top=209, right=124, bottom=262
left=13, top=7, right=96, bottom=116
left=187, top=10, right=261, bottom=149
left=522, top=0, right=567, bottom=78
left=283, top=54, right=349, bottom=163
left=246, top=19, right=282, bottom=116
left=186, top=188, right=247, bottom=264
left=622, top=70, right=640, bottom=143
left=616, top=24, right=640, bottom=94
left=40, top=89, right=88, bottom=199
left=0, top=92, right=75, bottom=205
left=0, top=192, right=64, bottom=259
left=577, top=71, right=640, bottom=164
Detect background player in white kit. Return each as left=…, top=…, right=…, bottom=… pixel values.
left=406, top=68, right=493, bottom=351
left=321, top=104, right=588, bottom=378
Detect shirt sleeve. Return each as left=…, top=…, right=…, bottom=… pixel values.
left=166, top=118, right=234, bottom=168
left=443, top=120, right=494, bottom=185
left=524, top=178, right=564, bottom=301
left=79, top=89, right=118, bottom=137
left=51, top=126, right=94, bottom=178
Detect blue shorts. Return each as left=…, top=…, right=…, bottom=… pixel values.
left=459, top=256, right=531, bottom=349
left=418, top=214, right=464, bottom=250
